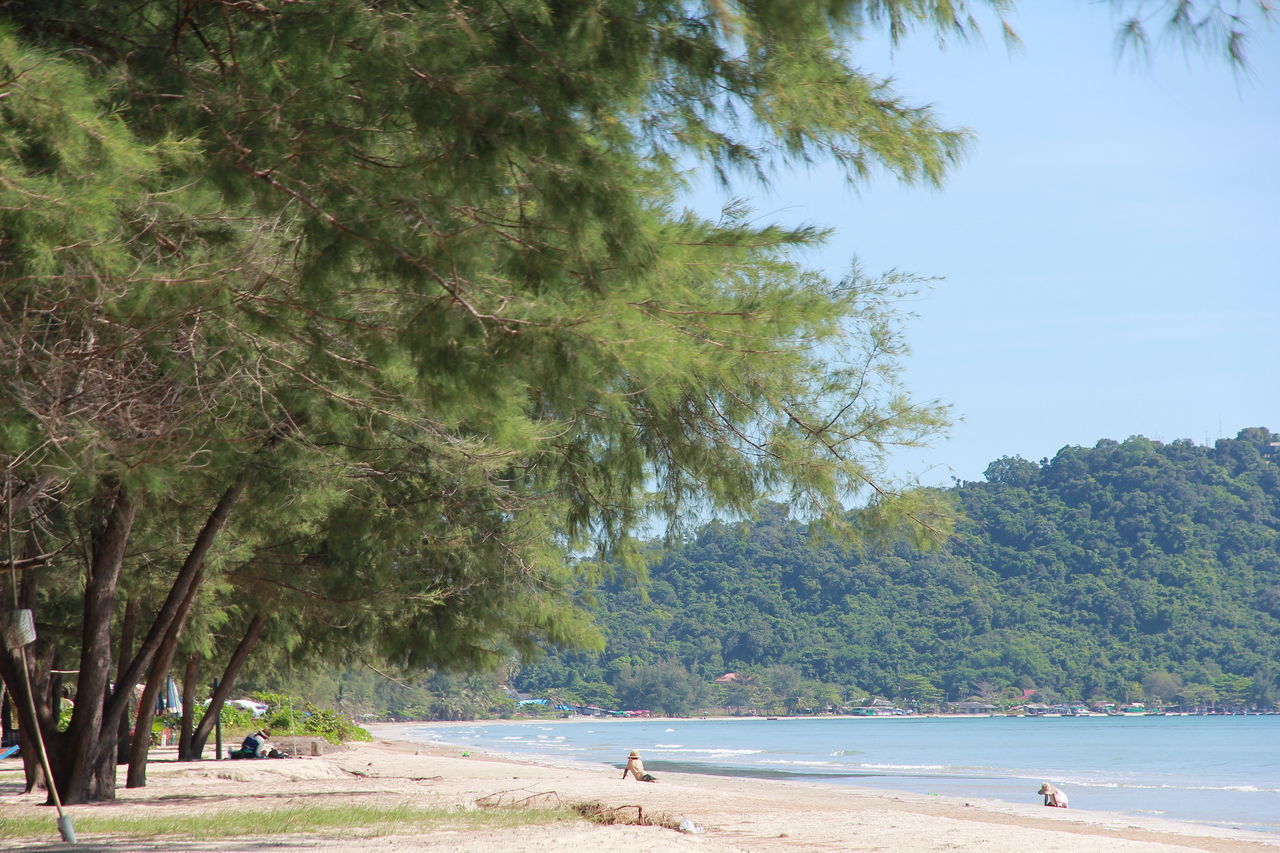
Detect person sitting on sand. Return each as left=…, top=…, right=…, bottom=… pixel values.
left=1038, top=781, right=1068, bottom=808
left=622, top=749, right=657, bottom=782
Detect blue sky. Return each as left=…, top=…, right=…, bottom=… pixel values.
left=687, top=5, right=1279, bottom=488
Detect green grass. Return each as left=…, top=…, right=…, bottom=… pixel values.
left=0, top=802, right=581, bottom=841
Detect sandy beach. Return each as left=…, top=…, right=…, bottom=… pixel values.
left=3, top=722, right=1279, bottom=852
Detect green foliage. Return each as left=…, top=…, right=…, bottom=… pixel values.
left=217, top=703, right=257, bottom=732
left=253, top=693, right=371, bottom=744
left=241, top=658, right=522, bottom=720
left=613, top=659, right=709, bottom=716
left=4, top=0, right=959, bottom=551
left=1109, top=0, right=1276, bottom=66
left=56, top=701, right=73, bottom=733
left=148, top=714, right=183, bottom=745
left=518, top=430, right=1280, bottom=710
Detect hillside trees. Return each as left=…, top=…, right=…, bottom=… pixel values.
left=516, top=431, right=1280, bottom=709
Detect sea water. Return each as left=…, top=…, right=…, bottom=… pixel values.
left=399, top=715, right=1280, bottom=834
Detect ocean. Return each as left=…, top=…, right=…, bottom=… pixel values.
left=398, top=714, right=1280, bottom=834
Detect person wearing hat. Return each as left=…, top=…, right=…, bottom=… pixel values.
left=1037, top=781, right=1068, bottom=808
left=622, top=749, right=657, bottom=782
left=241, top=728, right=272, bottom=759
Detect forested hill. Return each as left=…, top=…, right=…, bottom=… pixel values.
left=516, top=429, right=1280, bottom=711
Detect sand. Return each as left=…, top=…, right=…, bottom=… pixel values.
left=2, top=722, right=1278, bottom=852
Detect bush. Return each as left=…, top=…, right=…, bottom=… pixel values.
left=218, top=702, right=257, bottom=731
left=252, top=693, right=372, bottom=744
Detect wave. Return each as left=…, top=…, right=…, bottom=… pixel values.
left=646, top=746, right=764, bottom=756
left=1062, top=779, right=1280, bottom=794
left=858, top=763, right=948, bottom=771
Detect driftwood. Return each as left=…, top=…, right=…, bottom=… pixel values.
left=475, top=788, right=682, bottom=831
left=475, top=788, right=562, bottom=809
left=575, top=802, right=649, bottom=825
left=345, top=768, right=443, bottom=782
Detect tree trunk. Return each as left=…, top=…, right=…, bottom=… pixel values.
left=127, top=560, right=205, bottom=787
left=178, top=653, right=199, bottom=760
left=57, top=482, right=134, bottom=804
left=0, top=683, right=13, bottom=747
left=102, top=475, right=249, bottom=768
left=126, top=658, right=170, bottom=788
left=12, top=433, right=282, bottom=802
left=18, top=718, right=45, bottom=793
left=190, top=612, right=268, bottom=758
left=0, top=642, right=56, bottom=794
left=116, top=598, right=138, bottom=764
left=91, top=748, right=116, bottom=800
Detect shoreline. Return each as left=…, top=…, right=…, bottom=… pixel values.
left=2, top=726, right=1278, bottom=851
left=368, top=723, right=1280, bottom=851
left=375, top=717, right=1280, bottom=835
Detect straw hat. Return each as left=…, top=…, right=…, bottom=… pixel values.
left=1037, top=782, right=1054, bottom=794
left=628, top=750, right=640, bottom=759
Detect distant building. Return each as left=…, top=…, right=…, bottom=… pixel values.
left=949, top=701, right=997, bottom=715
left=850, top=701, right=908, bottom=716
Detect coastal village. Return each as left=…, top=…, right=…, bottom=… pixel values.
left=504, top=679, right=1271, bottom=721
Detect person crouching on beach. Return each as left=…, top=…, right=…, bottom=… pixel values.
left=1038, top=781, right=1068, bottom=808
left=233, top=729, right=271, bottom=759
left=623, top=749, right=657, bottom=782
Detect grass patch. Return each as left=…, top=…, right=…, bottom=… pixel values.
left=0, top=802, right=580, bottom=841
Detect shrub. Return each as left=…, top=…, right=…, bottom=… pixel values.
left=218, top=702, right=257, bottom=731
left=252, top=693, right=372, bottom=744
